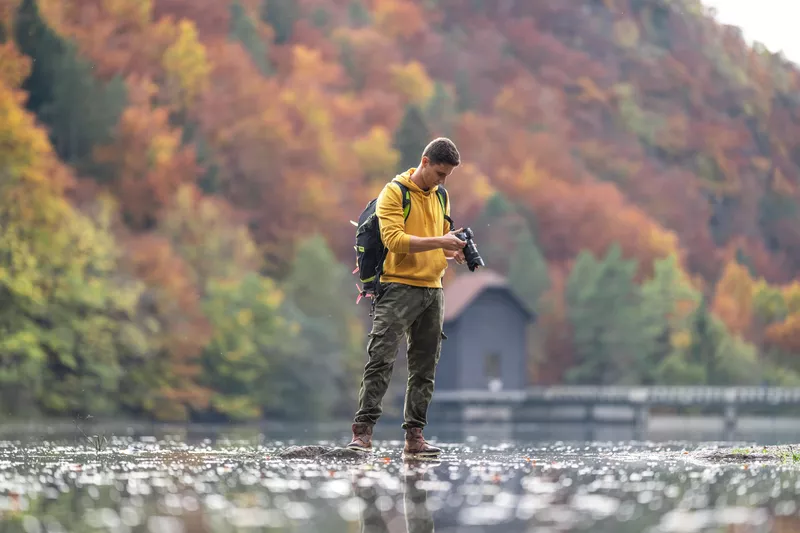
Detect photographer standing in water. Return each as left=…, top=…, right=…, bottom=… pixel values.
left=347, top=137, right=476, bottom=459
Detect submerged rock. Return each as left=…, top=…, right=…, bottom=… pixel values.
left=276, top=445, right=370, bottom=461
left=320, top=448, right=370, bottom=461
left=692, top=444, right=800, bottom=465
left=276, top=445, right=332, bottom=459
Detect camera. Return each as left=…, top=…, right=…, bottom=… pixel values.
left=455, top=227, right=485, bottom=272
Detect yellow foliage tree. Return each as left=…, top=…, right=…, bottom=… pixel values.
left=289, top=44, right=343, bottom=88
left=159, top=183, right=262, bottom=286
left=782, top=281, right=800, bottom=314
left=765, top=314, right=800, bottom=355
left=352, top=125, right=400, bottom=181
left=102, top=0, right=152, bottom=28
left=0, top=42, right=31, bottom=91
left=0, top=73, right=159, bottom=417
left=281, top=45, right=347, bottom=174
left=751, top=278, right=787, bottom=325
left=447, top=162, right=496, bottom=223
left=389, top=61, right=434, bottom=106
left=162, top=19, right=211, bottom=110
left=751, top=279, right=800, bottom=359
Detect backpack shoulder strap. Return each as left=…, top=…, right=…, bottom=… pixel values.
left=436, top=185, right=454, bottom=231
left=436, top=185, right=448, bottom=215
left=393, top=182, right=411, bottom=221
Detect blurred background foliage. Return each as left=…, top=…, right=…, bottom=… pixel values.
left=2, top=0, right=800, bottom=422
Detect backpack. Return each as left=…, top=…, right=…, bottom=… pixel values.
left=351, top=182, right=453, bottom=314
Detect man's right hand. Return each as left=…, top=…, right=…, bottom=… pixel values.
left=407, top=229, right=465, bottom=253
left=439, top=228, right=465, bottom=251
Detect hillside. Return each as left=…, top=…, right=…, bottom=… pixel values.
left=2, top=0, right=800, bottom=421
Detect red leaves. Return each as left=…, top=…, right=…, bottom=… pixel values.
left=153, top=0, right=234, bottom=39
left=93, top=79, right=200, bottom=230
left=493, top=162, right=683, bottom=282
left=40, top=0, right=170, bottom=80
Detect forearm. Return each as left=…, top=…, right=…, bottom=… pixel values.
left=407, top=235, right=444, bottom=253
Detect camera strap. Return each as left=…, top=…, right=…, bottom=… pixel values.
left=444, top=214, right=455, bottom=232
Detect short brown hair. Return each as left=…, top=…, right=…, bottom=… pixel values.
left=423, top=137, right=460, bottom=167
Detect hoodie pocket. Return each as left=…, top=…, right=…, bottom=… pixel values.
left=392, top=253, right=409, bottom=268
left=435, top=249, right=448, bottom=272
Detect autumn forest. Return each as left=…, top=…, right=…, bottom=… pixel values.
left=2, top=0, right=800, bottom=422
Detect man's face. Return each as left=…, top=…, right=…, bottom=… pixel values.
left=421, top=157, right=455, bottom=189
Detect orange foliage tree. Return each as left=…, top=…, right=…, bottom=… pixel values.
left=711, top=258, right=756, bottom=341
left=37, top=0, right=176, bottom=80
left=122, top=233, right=212, bottom=420
left=486, top=158, right=683, bottom=281
left=93, top=77, right=200, bottom=230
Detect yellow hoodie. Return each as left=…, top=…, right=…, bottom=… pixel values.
left=376, top=168, right=452, bottom=288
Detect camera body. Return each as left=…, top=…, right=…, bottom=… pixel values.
left=455, top=227, right=485, bottom=272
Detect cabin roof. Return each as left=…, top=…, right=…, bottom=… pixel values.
left=443, top=269, right=534, bottom=322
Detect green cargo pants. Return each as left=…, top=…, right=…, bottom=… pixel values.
left=353, top=282, right=444, bottom=430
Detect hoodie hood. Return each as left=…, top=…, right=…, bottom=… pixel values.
left=393, top=168, right=437, bottom=195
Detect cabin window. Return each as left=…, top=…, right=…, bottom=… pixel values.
left=485, top=352, right=501, bottom=380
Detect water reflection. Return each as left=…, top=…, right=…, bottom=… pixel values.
left=0, top=426, right=796, bottom=532
left=354, top=460, right=436, bottom=533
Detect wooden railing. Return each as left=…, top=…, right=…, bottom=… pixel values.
left=425, top=387, right=800, bottom=435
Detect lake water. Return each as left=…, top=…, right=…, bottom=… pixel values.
left=0, top=420, right=799, bottom=533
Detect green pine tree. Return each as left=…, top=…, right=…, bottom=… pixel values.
left=394, top=105, right=429, bottom=171
left=43, top=45, right=127, bottom=170
left=260, top=0, right=298, bottom=44
left=472, top=191, right=530, bottom=275
left=15, top=0, right=127, bottom=174
left=425, top=82, right=458, bottom=138
left=476, top=191, right=515, bottom=222
left=278, top=234, right=365, bottom=420
left=311, top=8, right=330, bottom=30
left=230, top=1, right=272, bottom=75
left=199, top=272, right=301, bottom=421
left=508, top=228, right=550, bottom=314
left=638, top=254, right=701, bottom=383
left=564, top=244, right=654, bottom=385
left=654, top=293, right=762, bottom=386
left=180, top=121, right=221, bottom=194
left=338, top=39, right=365, bottom=91
left=347, top=0, right=371, bottom=27
left=455, top=69, right=476, bottom=111
left=15, top=0, right=60, bottom=112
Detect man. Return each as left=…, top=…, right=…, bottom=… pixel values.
left=347, top=137, right=467, bottom=458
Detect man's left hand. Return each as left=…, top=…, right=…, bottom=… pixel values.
left=453, top=250, right=466, bottom=265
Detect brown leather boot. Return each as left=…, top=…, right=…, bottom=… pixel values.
left=346, top=422, right=373, bottom=452
left=403, top=427, right=441, bottom=458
